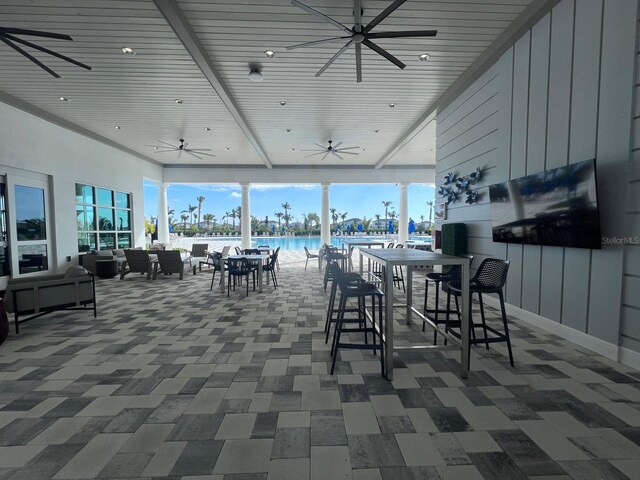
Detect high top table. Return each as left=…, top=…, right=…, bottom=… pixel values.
left=359, top=248, right=470, bottom=380
left=341, top=239, right=386, bottom=271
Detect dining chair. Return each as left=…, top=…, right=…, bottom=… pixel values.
left=226, top=257, right=254, bottom=296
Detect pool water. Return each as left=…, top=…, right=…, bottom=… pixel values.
left=251, top=236, right=431, bottom=251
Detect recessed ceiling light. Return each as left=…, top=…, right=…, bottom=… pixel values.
left=375, top=129, right=381, bottom=133
left=389, top=103, right=396, bottom=108
left=291, top=148, right=295, bottom=151
left=248, top=69, right=263, bottom=82
left=280, top=101, right=286, bottom=106
left=419, top=53, right=431, bottom=61
left=204, top=127, right=210, bottom=131
left=286, top=129, right=291, bottom=132
left=264, top=50, right=275, bottom=58
left=115, top=126, right=121, bottom=129
left=175, top=99, right=183, bottom=104
left=59, top=96, right=68, bottom=101
left=121, top=47, right=136, bottom=55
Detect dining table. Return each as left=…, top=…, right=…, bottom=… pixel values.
left=341, top=239, right=386, bottom=271
left=218, top=254, right=271, bottom=294
left=358, top=248, right=471, bottom=380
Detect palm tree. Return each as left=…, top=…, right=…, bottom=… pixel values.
left=426, top=200, right=434, bottom=228
left=362, top=217, right=372, bottom=231
left=281, top=202, right=291, bottom=227
left=332, top=211, right=339, bottom=227
left=180, top=209, right=189, bottom=226
left=180, top=213, right=188, bottom=227
left=230, top=208, right=237, bottom=228
left=211, top=214, right=217, bottom=227
left=375, top=214, right=381, bottom=229
left=275, top=212, right=283, bottom=228
left=188, top=204, right=197, bottom=225
left=251, top=215, right=261, bottom=231
left=203, top=213, right=213, bottom=228
left=340, top=212, right=348, bottom=229
left=308, top=212, right=320, bottom=229
left=330, top=207, right=337, bottom=227
left=196, top=195, right=206, bottom=226
left=283, top=213, right=292, bottom=228
left=382, top=201, right=392, bottom=221
left=420, top=214, right=425, bottom=229
left=223, top=211, right=230, bottom=226
left=264, top=215, right=269, bottom=228
left=302, top=213, right=309, bottom=231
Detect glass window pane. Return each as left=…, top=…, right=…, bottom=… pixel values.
left=76, top=206, right=96, bottom=231
left=98, top=208, right=115, bottom=231
left=99, top=233, right=116, bottom=250
left=117, top=233, right=132, bottom=248
left=15, top=185, right=46, bottom=241
left=18, top=244, right=48, bottom=274
left=115, top=191, right=130, bottom=208
left=116, top=209, right=130, bottom=231
left=0, top=245, right=10, bottom=276
left=75, top=184, right=94, bottom=204
left=97, top=188, right=113, bottom=206
left=78, top=233, right=97, bottom=252
left=0, top=184, right=7, bottom=242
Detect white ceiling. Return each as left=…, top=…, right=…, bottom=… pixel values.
left=0, top=0, right=534, bottom=168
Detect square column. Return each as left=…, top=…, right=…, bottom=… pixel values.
left=321, top=183, right=330, bottom=245
left=398, top=183, right=409, bottom=244
left=157, top=183, right=170, bottom=244
left=241, top=183, right=251, bottom=250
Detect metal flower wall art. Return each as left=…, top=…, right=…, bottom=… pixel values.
left=438, top=167, right=483, bottom=205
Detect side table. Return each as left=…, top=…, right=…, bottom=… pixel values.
left=95, top=259, right=118, bottom=279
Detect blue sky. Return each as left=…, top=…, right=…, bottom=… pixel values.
left=144, top=182, right=436, bottom=223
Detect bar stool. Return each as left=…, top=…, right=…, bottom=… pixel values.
left=324, top=263, right=366, bottom=343
left=327, top=262, right=384, bottom=376
left=323, top=251, right=348, bottom=292
left=445, top=258, right=514, bottom=367
left=423, top=255, right=474, bottom=344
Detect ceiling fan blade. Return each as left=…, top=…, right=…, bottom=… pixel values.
left=185, top=151, right=202, bottom=160
left=364, top=0, right=407, bottom=32
left=332, top=142, right=343, bottom=149
left=189, top=151, right=216, bottom=157
left=321, top=152, right=330, bottom=161
left=3, top=33, right=91, bottom=70
left=363, top=40, right=406, bottom=69
left=313, top=143, right=327, bottom=149
left=0, top=36, right=59, bottom=77
left=367, top=30, right=438, bottom=39
left=291, top=0, right=351, bottom=34
left=332, top=151, right=344, bottom=160
left=188, top=148, right=212, bottom=152
left=182, top=141, right=189, bottom=150
left=304, top=152, right=327, bottom=158
left=353, top=0, right=362, bottom=32
left=336, top=150, right=359, bottom=155
left=156, top=140, right=178, bottom=148
left=315, top=40, right=353, bottom=77
left=336, top=146, right=360, bottom=150
left=355, top=42, right=362, bottom=83
left=153, top=149, right=177, bottom=153
left=286, top=36, right=350, bottom=50
left=0, top=27, right=72, bottom=40
left=177, top=150, right=184, bottom=161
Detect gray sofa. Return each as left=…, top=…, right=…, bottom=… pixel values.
left=5, top=267, right=96, bottom=334
left=82, top=248, right=139, bottom=274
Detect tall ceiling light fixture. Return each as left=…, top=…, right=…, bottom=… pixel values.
left=0, top=27, right=92, bottom=78
left=287, top=0, right=437, bottom=83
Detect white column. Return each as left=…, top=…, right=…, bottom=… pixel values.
left=321, top=183, right=330, bottom=245
left=157, top=183, right=170, bottom=244
left=398, top=183, right=409, bottom=244
left=241, top=183, right=251, bottom=249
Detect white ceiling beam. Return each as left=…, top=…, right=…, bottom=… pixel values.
left=153, top=0, right=273, bottom=169
left=373, top=0, right=561, bottom=169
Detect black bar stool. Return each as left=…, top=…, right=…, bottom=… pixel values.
left=327, top=261, right=385, bottom=375
left=445, top=258, right=514, bottom=367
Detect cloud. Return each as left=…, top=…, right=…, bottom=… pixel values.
left=229, top=192, right=242, bottom=198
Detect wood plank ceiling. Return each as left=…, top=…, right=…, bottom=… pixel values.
left=0, top=0, right=533, bottom=167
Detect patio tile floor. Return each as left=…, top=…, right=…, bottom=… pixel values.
left=0, top=251, right=639, bottom=479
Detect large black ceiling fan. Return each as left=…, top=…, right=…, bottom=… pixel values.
left=0, top=27, right=92, bottom=78
left=287, top=0, right=437, bottom=82
left=145, top=139, right=216, bottom=161
left=302, top=140, right=360, bottom=160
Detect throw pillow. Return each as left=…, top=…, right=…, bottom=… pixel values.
left=64, top=266, right=89, bottom=278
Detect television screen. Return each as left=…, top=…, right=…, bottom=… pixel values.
left=489, top=159, right=601, bottom=249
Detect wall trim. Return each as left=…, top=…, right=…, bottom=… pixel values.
left=482, top=295, right=621, bottom=362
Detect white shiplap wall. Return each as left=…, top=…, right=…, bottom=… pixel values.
left=622, top=6, right=640, bottom=352
left=435, top=0, right=638, bottom=350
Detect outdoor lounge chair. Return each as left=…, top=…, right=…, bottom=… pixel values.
left=121, top=249, right=157, bottom=280
left=190, top=243, right=209, bottom=265
left=303, top=246, right=319, bottom=271
left=153, top=250, right=193, bottom=280
left=5, top=267, right=96, bottom=334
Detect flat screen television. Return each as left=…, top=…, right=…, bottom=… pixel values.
left=488, top=159, right=601, bottom=249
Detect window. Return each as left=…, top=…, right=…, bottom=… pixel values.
left=76, top=183, right=132, bottom=252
